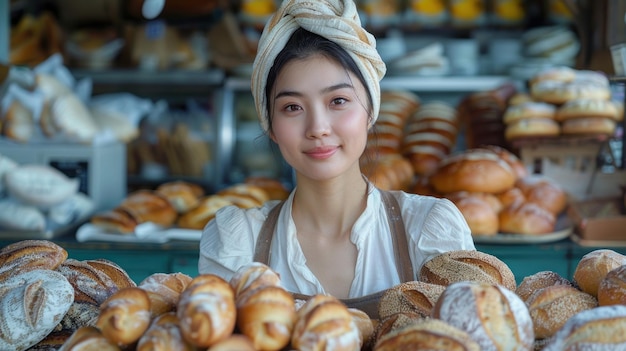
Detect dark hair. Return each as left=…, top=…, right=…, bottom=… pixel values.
left=264, top=28, right=373, bottom=133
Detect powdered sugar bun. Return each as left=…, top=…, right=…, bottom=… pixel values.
left=505, top=117, right=560, bottom=140
left=598, top=265, right=626, bottom=306
left=555, top=99, right=620, bottom=121
left=573, top=249, right=626, bottom=298
left=515, top=270, right=572, bottom=303
left=503, top=101, right=557, bottom=124
left=529, top=66, right=577, bottom=85
left=430, top=149, right=516, bottom=194
left=573, top=69, right=610, bottom=86
left=561, top=116, right=617, bottom=136
left=543, top=305, right=626, bottom=351
left=531, top=80, right=611, bottom=105
left=526, top=284, right=598, bottom=339
left=432, top=281, right=534, bottom=351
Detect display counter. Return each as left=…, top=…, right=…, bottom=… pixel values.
left=2, top=235, right=625, bottom=285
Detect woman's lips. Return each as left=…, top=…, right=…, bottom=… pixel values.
left=304, top=146, right=338, bottom=159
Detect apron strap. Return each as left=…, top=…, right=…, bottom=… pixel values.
left=253, top=190, right=414, bottom=319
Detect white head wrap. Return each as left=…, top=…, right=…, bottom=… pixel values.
left=251, top=0, right=386, bottom=133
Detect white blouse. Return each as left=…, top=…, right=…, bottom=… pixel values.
left=198, top=185, right=475, bottom=298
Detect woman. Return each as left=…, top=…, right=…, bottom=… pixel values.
left=199, top=0, right=474, bottom=304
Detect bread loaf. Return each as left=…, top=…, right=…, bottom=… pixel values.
left=58, top=326, right=121, bottom=351
left=96, top=287, right=152, bottom=346
left=176, top=195, right=234, bottom=230
left=373, top=318, right=481, bottom=351
left=0, top=239, right=67, bottom=281
left=118, top=190, right=178, bottom=228
left=543, top=305, right=626, bottom=350
left=136, top=312, right=194, bottom=351
left=155, top=181, right=205, bottom=213
left=139, top=272, right=193, bottom=317
left=291, top=294, right=362, bottom=351
left=516, top=175, right=567, bottom=215
left=526, top=284, right=598, bottom=339
left=419, top=250, right=517, bottom=291
left=90, top=208, right=139, bottom=234
left=5, top=165, right=80, bottom=208
left=432, top=281, right=534, bottom=351
left=445, top=192, right=500, bottom=235
left=370, top=311, right=422, bottom=348
left=207, top=334, right=257, bottom=351
left=498, top=202, right=556, bottom=235
left=176, top=274, right=237, bottom=348
left=573, top=249, right=626, bottom=297
left=230, top=262, right=282, bottom=297
left=598, top=264, right=626, bottom=306
left=515, top=270, right=572, bottom=303
left=377, top=280, right=446, bottom=320
left=348, top=308, right=374, bottom=348
left=0, top=269, right=75, bottom=351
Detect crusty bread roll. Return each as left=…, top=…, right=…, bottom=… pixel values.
left=370, top=311, right=422, bottom=349
left=499, top=202, right=556, bottom=235
left=229, top=262, right=295, bottom=351
left=573, top=249, right=626, bottom=298
left=218, top=183, right=270, bottom=207
left=526, top=284, right=598, bottom=339
left=207, top=334, right=257, bottom=351
left=58, top=326, right=121, bottom=351
left=445, top=192, right=500, bottom=236
left=373, top=318, right=481, bottom=351
left=555, top=98, right=621, bottom=122
left=0, top=239, right=67, bottom=281
left=119, top=190, right=178, bottom=228
left=430, top=149, right=517, bottom=194
left=598, top=264, right=626, bottom=306
left=348, top=308, right=374, bottom=348
left=543, top=305, right=626, bottom=351
left=502, top=101, right=557, bottom=124
left=377, top=280, right=446, bottom=320
left=90, top=208, right=139, bottom=234
left=432, top=281, right=534, bottom=351
left=515, top=270, right=572, bottom=303
left=561, top=116, right=617, bottom=136
left=505, top=117, right=560, bottom=140
left=0, top=269, right=75, bottom=351
left=176, top=195, right=234, bottom=230
left=156, top=181, right=205, bottom=214
left=482, top=144, right=528, bottom=180
left=96, top=287, right=152, bottom=346
left=516, top=175, right=568, bottom=215
left=419, top=250, right=517, bottom=291
left=496, top=187, right=526, bottom=209
left=136, top=312, right=194, bottom=351
left=291, top=294, right=362, bottom=351
left=5, top=164, right=80, bottom=208
left=177, top=274, right=237, bottom=348
left=138, top=272, right=193, bottom=317
left=2, top=99, right=35, bottom=142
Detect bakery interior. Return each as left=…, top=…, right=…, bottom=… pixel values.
left=2, top=0, right=626, bottom=350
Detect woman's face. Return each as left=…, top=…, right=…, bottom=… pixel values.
left=269, top=54, right=370, bottom=182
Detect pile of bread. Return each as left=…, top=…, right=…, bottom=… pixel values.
left=413, top=145, right=567, bottom=236
left=503, top=66, right=624, bottom=140
left=0, top=153, right=94, bottom=232
left=90, top=177, right=289, bottom=234
left=3, top=239, right=626, bottom=350
left=361, top=90, right=460, bottom=190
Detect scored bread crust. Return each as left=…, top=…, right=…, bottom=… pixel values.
left=373, top=318, right=481, bottom=351
left=0, top=239, right=68, bottom=281
left=377, top=281, right=446, bottom=320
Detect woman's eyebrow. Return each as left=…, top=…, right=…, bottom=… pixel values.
left=275, top=82, right=354, bottom=100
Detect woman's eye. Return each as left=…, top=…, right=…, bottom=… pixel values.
left=284, top=104, right=301, bottom=112
left=332, top=97, right=347, bottom=105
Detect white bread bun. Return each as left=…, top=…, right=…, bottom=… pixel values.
left=499, top=202, right=556, bottom=235
left=5, top=164, right=79, bottom=208
left=573, top=249, right=626, bottom=298
left=0, top=199, right=46, bottom=231
left=49, top=93, right=99, bottom=143
left=35, top=73, right=72, bottom=102
left=0, top=269, right=75, bottom=351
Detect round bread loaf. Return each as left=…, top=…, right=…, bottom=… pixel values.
left=598, top=264, right=626, bottom=306
left=499, top=202, right=556, bottom=235
left=505, top=118, right=560, bottom=140
left=373, top=318, right=481, bottom=351
left=516, top=175, right=568, bottom=215
left=482, top=145, right=528, bottom=180
left=561, top=116, right=617, bottom=136
left=515, top=270, right=572, bottom=303
left=291, top=294, right=362, bottom=351
left=543, top=305, right=626, bottom=351
left=0, top=269, right=75, bottom=351
left=96, top=287, right=152, bottom=346
left=377, top=280, right=446, bottom=320
left=445, top=192, right=500, bottom=236
left=432, top=281, right=534, bottom=351
left=119, top=190, right=178, bottom=228
left=419, top=250, right=517, bottom=291
left=136, top=312, right=192, bottom=351
left=0, top=239, right=68, bottom=281
left=430, top=149, right=517, bottom=194
left=555, top=98, right=620, bottom=122
left=573, top=249, right=626, bottom=297
left=529, top=66, right=577, bottom=85
left=526, top=284, right=598, bottom=339
left=503, top=101, right=557, bottom=124
left=496, top=187, right=526, bottom=209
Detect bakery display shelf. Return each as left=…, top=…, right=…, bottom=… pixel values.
left=570, top=234, right=626, bottom=248
left=75, top=223, right=202, bottom=244
left=0, top=219, right=87, bottom=240
left=510, top=134, right=611, bottom=148
left=71, top=68, right=225, bottom=86
left=472, top=214, right=573, bottom=245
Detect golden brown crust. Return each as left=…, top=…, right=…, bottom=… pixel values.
left=370, top=311, right=423, bottom=348
left=176, top=194, right=234, bottom=230
left=218, top=183, right=270, bottom=207
left=139, top=272, right=193, bottom=317
left=516, top=175, right=568, bottom=215
left=505, top=118, right=560, bottom=140
left=206, top=334, right=257, bottom=351
left=136, top=312, right=194, bottom=351
left=119, top=190, right=178, bottom=227
left=155, top=181, right=205, bottom=213
left=57, top=326, right=121, bottom=351
left=377, top=280, right=446, bottom=320
left=561, top=116, right=617, bottom=136
left=90, top=208, right=138, bottom=234
left=96, top=287, right=152, bottom=346
left=419, top=250, right=517, bottom=291
left=526, top=284, right=598, bottom=339
left=0, top=239, right=68, bottom=281
left=498, top=202, right=556, bottom=235
left=445, top=192, right=500, bottom=236
left=373, top=318, right=481, bottom=351
left=598, top=265, right=626, bottom=306
left=573, top=249, right=626, bottom=298
left=515, top=270, right=572, bottom=303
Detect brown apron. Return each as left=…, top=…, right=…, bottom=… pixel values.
left=253, top=190, right=414, bottom=319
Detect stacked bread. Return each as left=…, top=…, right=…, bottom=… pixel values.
left=90, top=178, right=289, bottom=234
left=420, top=146, right=567, bottom=236
left=504, top=66, right=622, bottom=140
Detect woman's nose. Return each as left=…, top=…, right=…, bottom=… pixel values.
left=306, top=108, right=331, bottom=138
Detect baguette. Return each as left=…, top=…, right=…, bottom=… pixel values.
left=0, top=239, right=67, bottom=281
